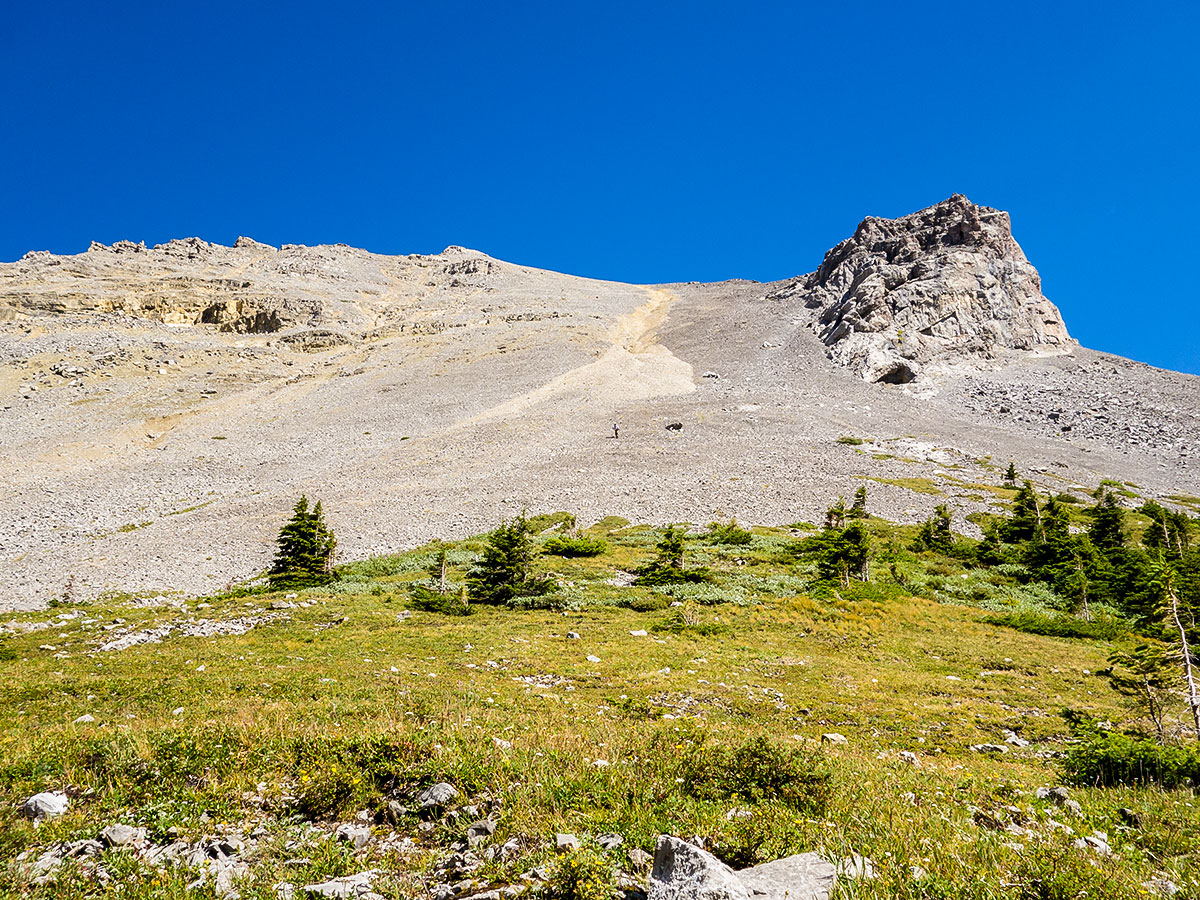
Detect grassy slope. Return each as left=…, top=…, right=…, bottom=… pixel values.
left=1, top=522, right=1197, bottom=899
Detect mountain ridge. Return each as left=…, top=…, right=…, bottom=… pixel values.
left=0, top=197, right=1195, bottom=609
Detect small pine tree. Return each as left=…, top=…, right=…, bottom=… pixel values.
left=1106, top=643, right=1176, bottom=741
left=816, top=523, right=871, bottom=586
left=1004, top=461, right=1018, bottom=486
left=912, top=505, right=954, bottom=553
left=269, top=495, right=337, bottom=589
left=635, top=525, right=711, bottom=585
left=825, top=497, right=847, bottom=530
left=1089, top=490, right=1126, bottom=554
left=848, top=486, right=869, bottom=519
left=467, top=514, right=557, bottom=605
left=1003, top=481, right=1043, bottom=543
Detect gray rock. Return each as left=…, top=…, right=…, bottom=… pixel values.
left=386, top=800, right=408, bottom=822
left=335, top=823, right=372, bottom=850
left=23, top=790, right=69, bottom=819
left=100, top=823, right=142, bottom=847
left=779, top=194, right=1072, bottom=383
left=418, top=782, right=459, bottom=811
left=302, top=870, right=378, bottom=898
left=970, top=744, right=1009, bottom=754
left=629, top=848, right=654, bottom=873
left=820, top=733, right=847, bottom=745
left=1073, top=831, right=1111, bottom=856
left=737, top=852, right=836, bottom=900
left=556, top=833, right=581, bottom=853
left=649, top=835, right=750, bottom=900
left=597, top=832, right=624, bottom=850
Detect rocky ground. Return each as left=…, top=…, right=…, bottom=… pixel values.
left=2, top=198, right=1197, bottom=610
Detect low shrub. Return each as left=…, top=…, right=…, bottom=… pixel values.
left=409, top=585, right=474, bottom=616
left=836, top=435, right=865, bottom=445
left=546, top=847, right=615, bottom=900
left=705, top=520, right=753, bottom=545
left=678, top=735, right=831, bottom=814
left=620, top=595, right=669, bottom=612
left=989, top=610, right=1128, bottom=641
left=1062, top=730, right=1200, bottom=788
left=542, top=535, right=608, bottom=557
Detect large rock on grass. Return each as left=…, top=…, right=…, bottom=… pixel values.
left=650, top=836, right=836, bottom=900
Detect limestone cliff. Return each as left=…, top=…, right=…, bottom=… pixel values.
left=770, top=194, right=1073, bottom=382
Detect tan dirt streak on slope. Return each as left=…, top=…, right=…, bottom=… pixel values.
left=448, top=288, right=694, bottom=431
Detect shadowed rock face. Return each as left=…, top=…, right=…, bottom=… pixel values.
left=770, top=194, right=1072, bottom=382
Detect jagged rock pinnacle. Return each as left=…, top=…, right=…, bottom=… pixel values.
left=772, top=194, right=1073, bottom=383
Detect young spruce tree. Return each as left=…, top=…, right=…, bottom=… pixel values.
left=269, top=495, right=337, bottom=589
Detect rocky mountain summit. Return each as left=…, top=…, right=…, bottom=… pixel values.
left=770, top=194, right=1073, bottom=382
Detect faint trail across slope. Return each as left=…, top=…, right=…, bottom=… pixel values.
left=451, top=287, right=694, bottom=430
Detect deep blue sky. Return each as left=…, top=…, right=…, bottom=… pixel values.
left=4, top=1, right=1198, bottom=372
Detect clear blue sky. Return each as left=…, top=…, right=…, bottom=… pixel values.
left=4, top=1, right=1198, bottom=373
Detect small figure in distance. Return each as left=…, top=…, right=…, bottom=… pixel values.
left=612, top=423, right=620, bottom=439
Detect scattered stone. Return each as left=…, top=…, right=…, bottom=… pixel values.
left=597, top=833, right=624, bottom=850
left=1144, top=877, right=1181, bottom=897
left=567, top=631, right=580, bottom=640
left=1002, top=729, right=1030, bottom=747
left=74, top=713, right=95, bottom=723
left=302, top=870, right=379, bottom=898
left=417, top=782, right=459, bottom=811
left=1073, top=832, right=1111, bottom=856
left=898, top=751, right=919, bottom=766
left=556, top=834, right=581, bottom=853
left=587, top=655, right=601, bottom=663
left=649, top=835, right=749, bottom=900
left=629, top=848, right=654, bottom=874
left=493, top=737, right=513, bottom=750
left=630, top=630, right=649, bottom=637
left=23, top=790, right=69, bottom=820
left=969, top=744, right=1008, bottom=754
left=100, top=823, right=143, bottom=847
left=335, top=823, right=372, bottom=850
left=821, top=733, right=847, bottom=745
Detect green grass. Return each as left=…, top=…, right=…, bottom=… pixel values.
left=0, top=519, right=1196, bottom=899
left=867, top=476, right=943, bottom=496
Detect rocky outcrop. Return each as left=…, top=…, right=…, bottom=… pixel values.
left=772, top=194, right=1072, bottom=382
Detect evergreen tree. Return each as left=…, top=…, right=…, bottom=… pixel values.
left=848, top=485, right=869, bottom=519
left=1003, top=481, right=1043, bottom=543
left=1089, top=490, right=1126, bottom=554
left=975, top=523, right=1007, bottom=566
left=815, top=523, right=871, bottom=586
left=825, top=497, right=847, bottom=530
left=912, top=505, right=954, bottom=553
left=1106, top=643, right=1177, bottom=741
left=429, top=548, right=449, bottom=593
left=1151, top=559, right=1200, bottom=741
left=467, top=514, right=557, bottom=605
left=1142, top=502, right=1192, bottom=558
left=269, top=495, right=337, bottom=589
left=635, top=525, right=714, bottom=585
left=1004, top=461, right=1018, bottom=487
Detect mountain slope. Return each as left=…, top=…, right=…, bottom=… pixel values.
left=0, top=197, right=1196, bottom=609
